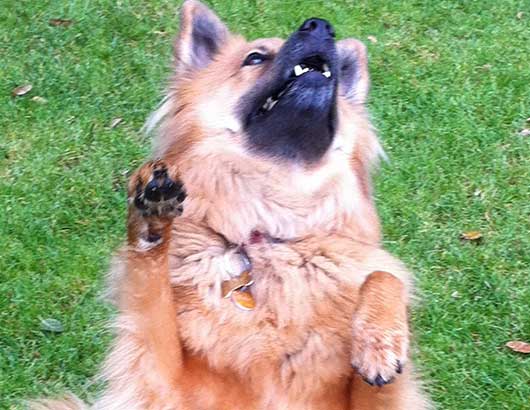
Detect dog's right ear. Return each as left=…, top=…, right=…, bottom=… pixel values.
left=337, top=39, right=370, bottom=105
left=174, top=0, right=229, bottom=72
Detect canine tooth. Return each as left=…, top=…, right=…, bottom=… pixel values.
left=302, top=67, right=310, bottom=74
left=322, top=71, right=331, bottom=78
left=294, top=65, right=304, bottom=76
left=268, top=100, right=278, bottom=110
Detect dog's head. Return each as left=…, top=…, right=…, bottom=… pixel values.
left=149, top=0, right=383, bottom=244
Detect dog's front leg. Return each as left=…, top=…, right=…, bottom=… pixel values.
left=96, top=160, right=186, bottom=409
left=349, top=271, right=414, bottom=410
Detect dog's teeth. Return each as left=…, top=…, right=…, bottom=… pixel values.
left=302, top=67, right=310, bottom=74
left=322, top=71, right=331, bottom=78
left=268, top=99, right=278, bottom=110
left=261, top=96, right=279, bottom=112
left=294, top=64, right=304, bottom=76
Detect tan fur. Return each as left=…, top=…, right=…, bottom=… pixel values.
left=31, top=1, right=432, bottom=409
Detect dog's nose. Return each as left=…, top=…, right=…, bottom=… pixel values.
left=299, top=18, right=335, bottom=39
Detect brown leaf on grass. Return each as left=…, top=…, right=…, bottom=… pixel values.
left=519, top=128, right=530, bottom=137
left=516, top=11, right=524, bottom=20
left=460, top=231, right=482, bottom=242
left=506, top=341, right=530, bottom=354
left=12, top=84, right=32, bottom=96
left=367, top=35, right=378, bottom=44
left=49, top=18, right=73, bottom=27
left=31, top=96, right=48, bottom=104
left=110, top=117, right=123, bottom=129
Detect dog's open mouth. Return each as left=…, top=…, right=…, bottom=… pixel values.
left=258, top=55, right=332, bottom=115
left=291, top=55, right=331, bottom=79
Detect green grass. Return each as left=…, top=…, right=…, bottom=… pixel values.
left=1, top=0, right=529, bottom=408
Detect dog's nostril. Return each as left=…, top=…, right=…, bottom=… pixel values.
left=299, top=18, right=335, bottom=38
left=300, top=19, right=316, bottom=32
left=325, top=23, right=335, bottom=38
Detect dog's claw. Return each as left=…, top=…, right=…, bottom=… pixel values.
left=362, top=373, right=394, bottom=387
left=396, top=360, right=403, bottom=374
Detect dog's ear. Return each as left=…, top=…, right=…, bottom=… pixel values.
left=174, top=0, right=229, bottom=71
left=337, top=39, right=370, bottom=105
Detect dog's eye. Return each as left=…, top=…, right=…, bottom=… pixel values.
left=243, top=52, right=268, bottom=66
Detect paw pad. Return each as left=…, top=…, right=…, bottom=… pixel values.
left=131, top=161, right=186, bottom=217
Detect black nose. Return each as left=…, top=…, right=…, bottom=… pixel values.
left=299, top=18, right=335, bottom=39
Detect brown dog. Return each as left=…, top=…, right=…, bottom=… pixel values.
left=33, top=1, right=431, bottom=409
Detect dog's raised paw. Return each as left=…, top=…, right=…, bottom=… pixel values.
left=350, top=322, right=408, bottom=387
left=128, top=160, right=186, bottom=218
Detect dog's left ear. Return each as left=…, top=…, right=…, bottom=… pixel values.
left=337, top=39, right=370, bottom=105
left=174, top=0, right=229, bottom=71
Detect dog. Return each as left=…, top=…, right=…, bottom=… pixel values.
left=32, top=1, right=432, bottom=409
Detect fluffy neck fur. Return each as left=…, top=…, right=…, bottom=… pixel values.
left=149, top=86, right=382, bottom=246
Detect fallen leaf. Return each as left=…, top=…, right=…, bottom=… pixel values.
left=519, top=128, right=530, bottom=137
left=367, top=35, right=378, bottom=44
left=49, top=18, right=73, bottom=27
left=31, top=96, right=48, bottom=104
left=451, top=291, right=460, bottom=298
left=12, top=84, right=32, bottom=97
left=516, top=11, right=524, bottom=20
left=506, top=341, right=530, bottom=354
left=460, top=231, right=482, bottom=242
left=40, top=318, right=64, bottom=333
left=480, top=64, right=492, bottom=71
left=110, top=117, right=123, bottom=129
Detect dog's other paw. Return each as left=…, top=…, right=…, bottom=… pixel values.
left=350, top=271, right=409, bottom=387
left=351, top=321, right=408, bottom=386
left=128, top=160, right=186, bottom=218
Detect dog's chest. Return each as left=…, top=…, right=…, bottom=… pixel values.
left=170, top=239, right=358, bottom=387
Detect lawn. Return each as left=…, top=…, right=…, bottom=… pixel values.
left=1, top=0, right=529, bottom=408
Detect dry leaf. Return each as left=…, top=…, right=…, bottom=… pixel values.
left=49, top=18, right=73, bottom=27
left=12, top=84, right=32, bottom=97
left=506, top=341, right=530, bottom=354
left=516, top=11, right=524, bottom=20
left=519, top=128, right=530, bottom=137
left=480, top=64, right=492, bottom=71
left=451, top=291, right=460, bottom=298
left=367, top=35, right=378, bottom=44
left=460, top=231, right=482, bottom=241
left=31, top=96, right=47, bottom=104
left=110, top=117, right=123, bottom=129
